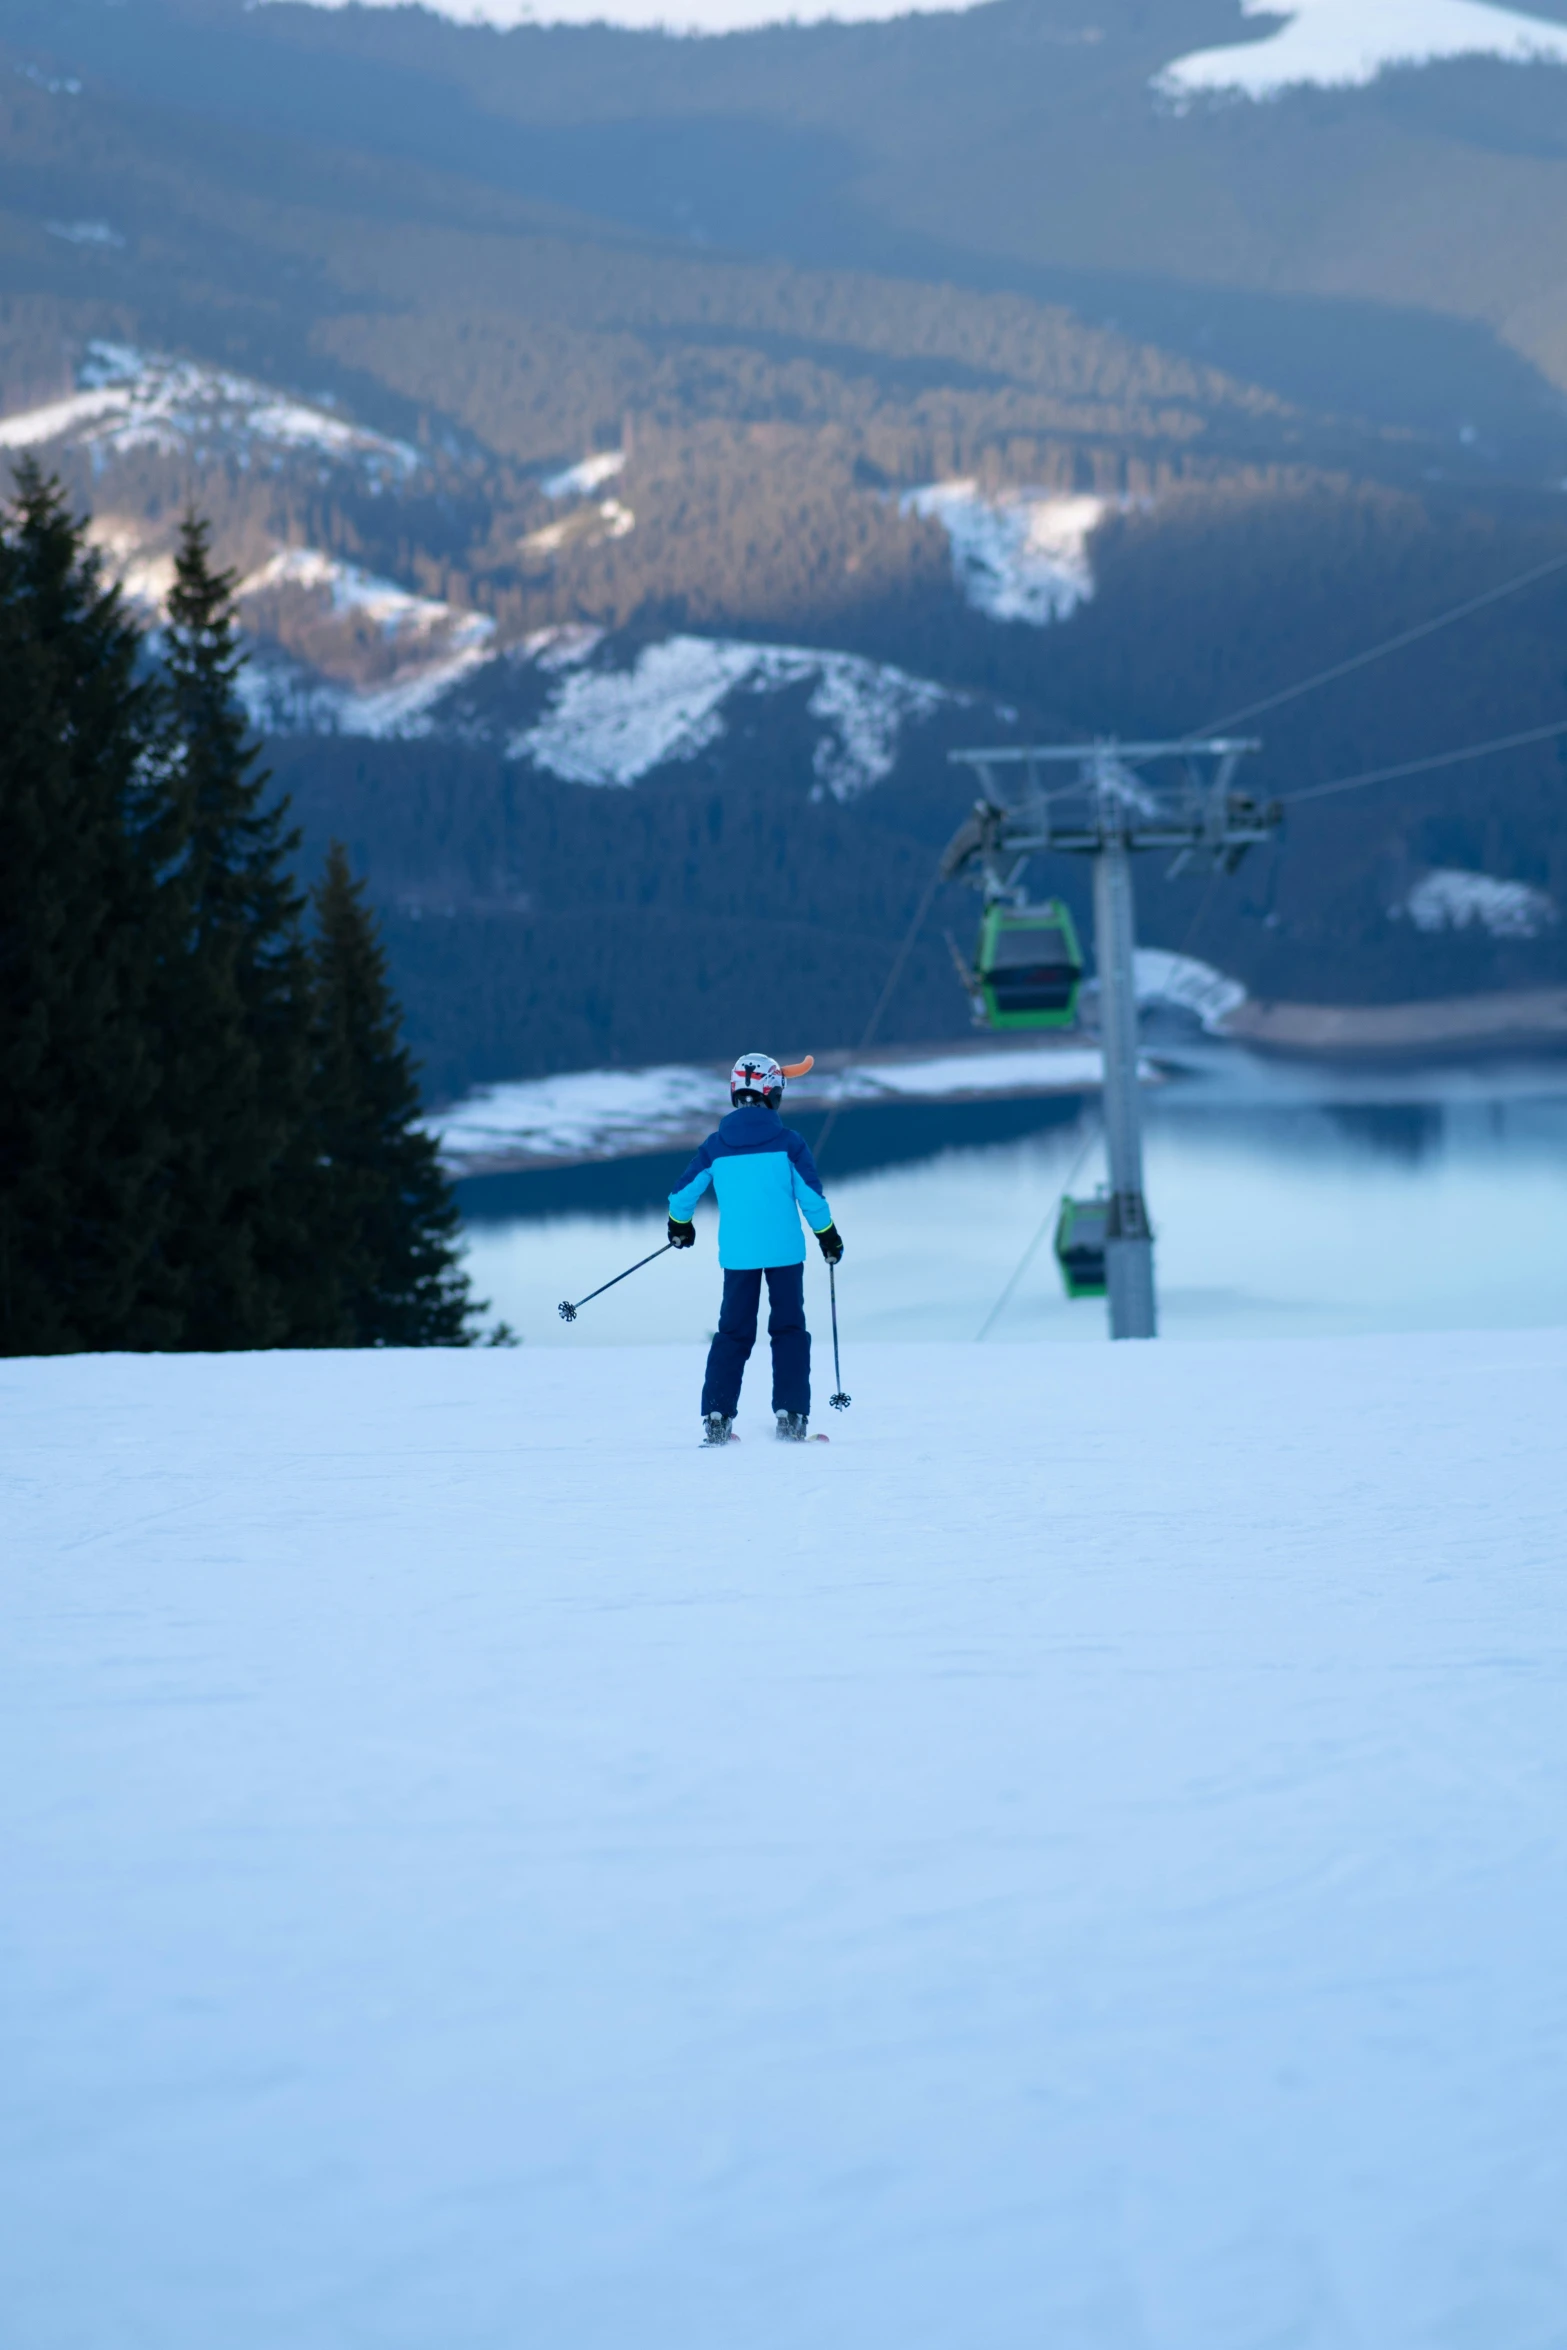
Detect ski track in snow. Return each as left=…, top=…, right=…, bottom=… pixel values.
left=901, top=482, right=1111, bottom=625
left=5, top=1334, right=1567, bottom=2346
left=512, top=633, right=954, bottom=797
left=1161, top=0, right=1567, bottom=99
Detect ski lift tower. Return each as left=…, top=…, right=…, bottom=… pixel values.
left=944, top=738, right=1276, bottom=1340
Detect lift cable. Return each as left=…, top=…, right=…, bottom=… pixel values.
left=976, top=1116, right=1101, bottom=1343
left=817, top=571, right=1567, bottom=1180
left=810, top=856, right=948, bottom=1170
left=1188, top=544, right=1567, bottom=739
left=1281, top=713, right=1567, bottom=806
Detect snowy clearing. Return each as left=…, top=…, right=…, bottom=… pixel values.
left=541, top=450, right=628, bottom=498
left=238, top=548, right=491, bottom=647
left=1161, top=0, right=1567, bottom=100
left=511, top=633, right=956, bottom=797
left=1400, top=867, right=1557, bottom=939
left=901, top=481, right=1111, bottom=624
left=4, top=1333, right=1566, bottom=2347
left=0, top=342, right=420, bottom=481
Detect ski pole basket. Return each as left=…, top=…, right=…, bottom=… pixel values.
left=1054, top=1191, right=1110, bottom=1299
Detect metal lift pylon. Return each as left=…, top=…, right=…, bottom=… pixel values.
left=943, top=738, right=1278, bottom=1340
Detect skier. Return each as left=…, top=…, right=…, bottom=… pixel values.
left=667, top=1052, right=844, bottom=1446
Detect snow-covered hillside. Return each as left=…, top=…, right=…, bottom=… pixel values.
left=901, top=482, right=1113, bottom=624
left=0, top=342, right=420, bottom=482
left=5, top=1332, right=1566, bottom=2347
left=511, top=632, right=959, bottom=796
left=1399, top=866, right=1558, bottom=939
left=1162, top=0, right=1567, bottom=101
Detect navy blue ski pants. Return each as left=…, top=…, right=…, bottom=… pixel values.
left=701, top=1265, right=810, bottom=1419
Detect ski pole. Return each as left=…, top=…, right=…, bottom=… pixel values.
left=559, top=1242, right=674, bottom=1323
left=828, top=1260, right=851, bottom=1411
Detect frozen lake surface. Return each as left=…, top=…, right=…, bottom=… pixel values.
left=5, top=1333, right=1566, bottom=2347
left=460, top=1061, right=1567, bottom=1352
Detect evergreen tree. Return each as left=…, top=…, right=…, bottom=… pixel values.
left=308, top=841, right=477, bottom=1346
left=0, top=464, right=178, bottom=1355
left=155, top=516, right=315, bottom=1348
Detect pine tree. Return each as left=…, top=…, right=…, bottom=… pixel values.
left=308, top=841, right=477, bottom=1346
left=0, top=464, right=178, bottom=1355
left=155, top=516, right=315, bottom=1348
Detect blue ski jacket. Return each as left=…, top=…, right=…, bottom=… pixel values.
left=669, top=1106, right=833, bottom=1270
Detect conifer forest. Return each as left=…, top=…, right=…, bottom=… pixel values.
left=0, top=467, right=478, bottom=1354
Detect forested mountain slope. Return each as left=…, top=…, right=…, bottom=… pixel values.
left=3, top=0, right=1565, bottom=1091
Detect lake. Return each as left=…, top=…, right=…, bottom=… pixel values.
left=456, top=1052, right=1567, bottom=1352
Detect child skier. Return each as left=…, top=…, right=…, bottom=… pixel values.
left=667, top=1052, right=844, bottom=1446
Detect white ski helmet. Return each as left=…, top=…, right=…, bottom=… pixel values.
left=730, top=1051, right=814, bottom=1109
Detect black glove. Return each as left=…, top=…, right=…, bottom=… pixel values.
left=668, top=1216, right=696, bottom=1249
left=817, top=1224, right=844, bottom=1265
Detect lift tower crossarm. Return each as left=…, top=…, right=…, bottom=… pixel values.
left=943, top=737, right=1278, bottom=1340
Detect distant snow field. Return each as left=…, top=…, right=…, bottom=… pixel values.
left=266, top=0, right=1567, bottom=62
left=6, top=1334, right=1567, bottom=2347
left=902, top=482, right=1112, bottom=625
left=512, top=633, right=956, bottom=796
left=540, top=449, right=627, bottom=498
left=263, top=0, right=982, bottom=29
left=0, top=341, right=420, bottom=480
left=1162, top=0, right=1567, bottom=99
left=1400, top=866, right=1558, bottom=938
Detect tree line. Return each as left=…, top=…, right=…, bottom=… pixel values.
left=0, top=463, right=483, bottom=1357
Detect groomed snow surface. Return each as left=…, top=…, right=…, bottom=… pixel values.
left=5, top=1333, right=1566, bottom=2347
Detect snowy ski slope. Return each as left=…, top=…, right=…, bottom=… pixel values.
left=5, top=1332, right=1566, bottom=2347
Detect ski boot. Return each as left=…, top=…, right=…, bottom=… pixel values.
left=775, top=1410, right=809, bottom=1442
left=702, top=1412, right=736, bottom=1447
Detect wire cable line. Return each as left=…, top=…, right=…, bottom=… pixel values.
left=976, top=1116, right=1101, bottom=1343
left=810, top=857, right=947, bottom=1169
left=1190, top=545, right=1567, bottom=738
left=1282, top=714, right=1567, bottom=806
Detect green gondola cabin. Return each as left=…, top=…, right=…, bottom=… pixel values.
left=1054, top=1193, right=1109, bottom=1298
left=972, top=902, right=1083, bottom=1030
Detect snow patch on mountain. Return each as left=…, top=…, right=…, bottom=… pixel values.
left=239, top=548, right=491, bottom=649
left=521, top=497, right=635, bottom=557
left=0, top=343, right=420, bottom=482
left=264, top=0, right=981, bottom=31
left=238, top=644, right=496, bottom=739
left=541, top=450, right=627, bottom=498
left=511, top=634, right=955, bottom=797
left=232, top=551, right=495, bottom=737
left=518, top=623, right=605, bottom=671
left=1399, top=867, right=1557, bottom=939
left=902, top=483, right=1111, bottom=624
left=46, top=220, right=123, bottom=249
left=1133, top=949, right=1249, bottom=1031
left=1161, top=0, right=1567, bottom=101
